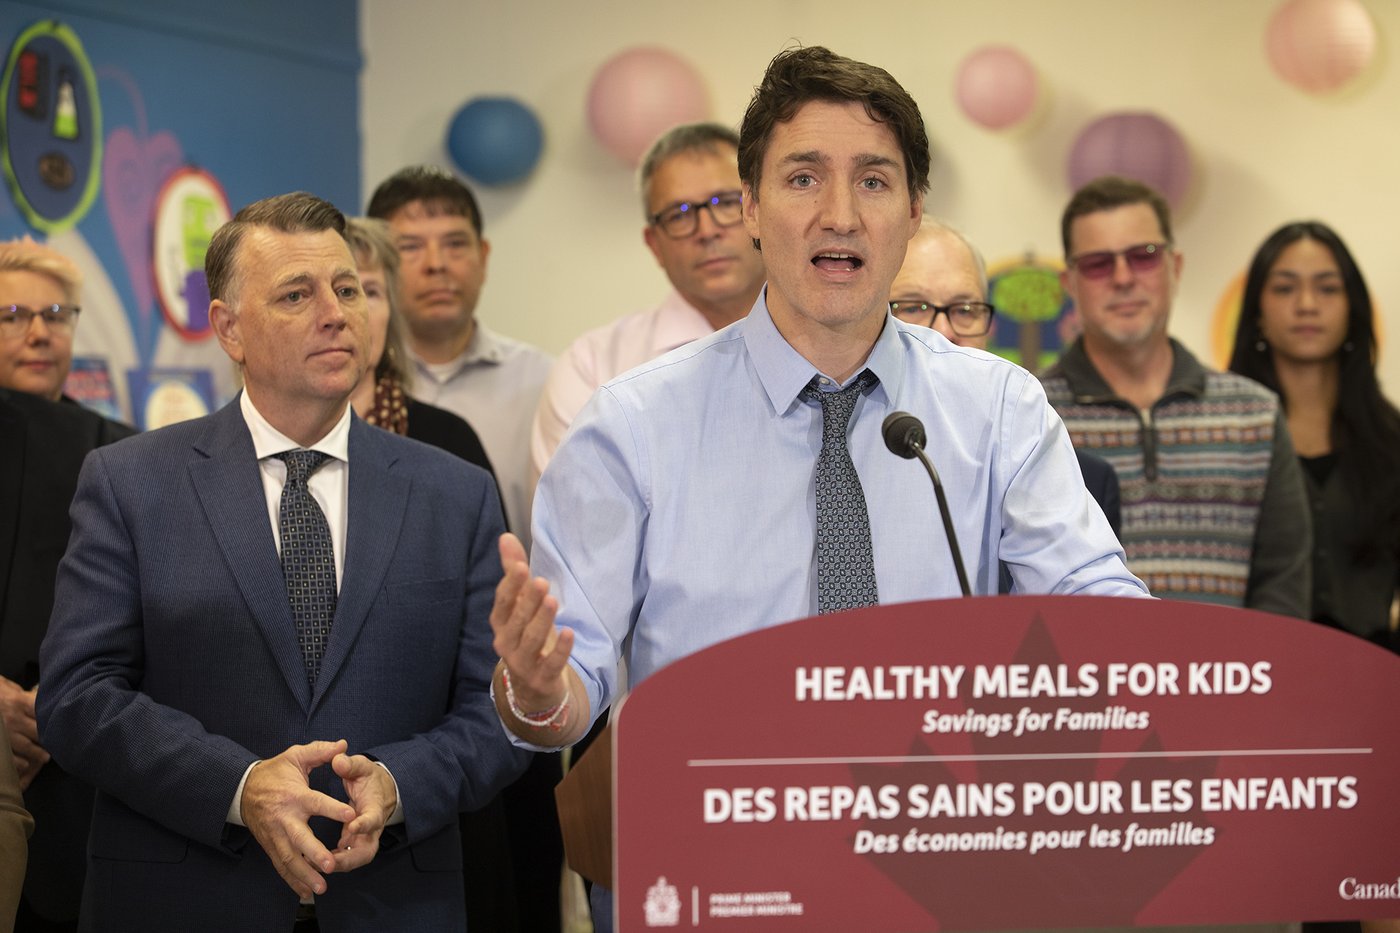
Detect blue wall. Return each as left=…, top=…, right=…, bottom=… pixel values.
left=0, top=0, right=361, bottom=419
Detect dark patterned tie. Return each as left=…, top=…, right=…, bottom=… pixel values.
left=274, top=450, right=336, bottom=685
left=802, top=370, right=879, bottom=614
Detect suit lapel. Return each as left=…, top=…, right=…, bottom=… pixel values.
left=189, top=402, right=313, bottom=710
left=311, top=418, right=409, bottom=709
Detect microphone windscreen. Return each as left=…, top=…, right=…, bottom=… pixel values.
left=882, top=411, right=926, bottom=459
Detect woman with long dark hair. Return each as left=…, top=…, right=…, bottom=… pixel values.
left=1229, top=221, right=1400, bottom=651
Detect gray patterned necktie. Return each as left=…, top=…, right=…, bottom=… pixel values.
left=274, top=450, right=336, bottom=685
left=802, top=370, right=879, bottom=614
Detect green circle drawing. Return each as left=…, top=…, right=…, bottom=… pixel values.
left=1, top=20, right=104, bottom=233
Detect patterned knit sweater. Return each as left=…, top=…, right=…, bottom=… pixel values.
left=1040, top=338, right=1310, bottom=615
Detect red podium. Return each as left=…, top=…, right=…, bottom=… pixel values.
left=559, top=596, right=1400, bottom=931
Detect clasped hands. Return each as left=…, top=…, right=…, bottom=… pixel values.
left=240, top=739, right=396, bottom=899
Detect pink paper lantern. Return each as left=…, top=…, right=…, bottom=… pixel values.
left=1067, top=112, right=1193, bottom=210
left=1266, top=0, right=1376, bottom=94
left=955, top=45, right=1038, bottom=130
left=587, top=47, right=710, bottom=166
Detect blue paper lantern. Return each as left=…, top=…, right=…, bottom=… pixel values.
left=446, top=97, right=544, bottom=187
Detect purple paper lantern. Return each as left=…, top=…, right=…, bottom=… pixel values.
left=1067, top=112, right=1193, bottom=209
left=955, top=46, right=1039, bottom=130
left=1266, top=0, right=1376, bottom=94
left=586, top=47, right=709, bottom=167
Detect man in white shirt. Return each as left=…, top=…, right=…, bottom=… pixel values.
left=529, top=123, right=767, bottom=481
left=37, top=193, right=525, bottom=932
left=368, top=167, right=551, bottom=551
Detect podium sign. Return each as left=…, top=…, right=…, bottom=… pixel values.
left=614, top=596, right=1400, bottom=930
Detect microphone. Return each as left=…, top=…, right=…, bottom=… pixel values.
left=881, top=411, right=926, bottom=459
left=881, top=411, right=971, bottom=596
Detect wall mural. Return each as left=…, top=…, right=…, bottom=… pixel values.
left=0, top=8, right=359, bottom=428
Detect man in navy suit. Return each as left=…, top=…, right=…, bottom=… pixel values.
left=37, top=193, right=527, bottom=932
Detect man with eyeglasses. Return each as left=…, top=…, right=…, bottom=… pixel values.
left=890, top=217, right=1121, bottom=545
left=530, top=123, right=766, bottom=481
left=1041, top=175, right=1310, bottom=616
left=888, top=216, right=996, bottom=345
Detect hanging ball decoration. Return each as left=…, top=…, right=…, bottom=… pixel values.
left=446, top=97, right=544, bottom=186
left=1066, top=112, right=1193, bottom=210
left=955, top=45, right=1039, bottom=130
left=1266, top=0, right=1376, bottom=94
left=587, top=47, right=709, bottom=166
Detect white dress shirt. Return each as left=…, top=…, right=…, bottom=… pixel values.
left=241, top=391, right=351, bottom=586
left=227, top=393, right=401, bottom=831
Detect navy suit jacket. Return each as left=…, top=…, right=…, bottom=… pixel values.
left=37, top=400, right=528, bottom=932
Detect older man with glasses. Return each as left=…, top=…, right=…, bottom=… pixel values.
left=890, top=216, right=1122, bottom=550
left=1040, top=175, right=1310, bottom=616
left=530, top=122, right=767, bottom=482
left=887, top=216, right=996, bottom=344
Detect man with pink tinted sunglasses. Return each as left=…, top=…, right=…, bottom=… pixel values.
left=1040, top=175, right=1310, bottom=616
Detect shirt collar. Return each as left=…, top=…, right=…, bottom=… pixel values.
left=410, top=320, right=504, bottom=381
left=240, top=390, right=352, bottom=463
left=1057, top=336, right=1207, bottom=403
left=741, top=287, right=904, bottom=414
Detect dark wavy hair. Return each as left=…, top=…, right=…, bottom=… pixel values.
left=738, top=46, right=930, bottom=204
left=1229, top=220, right=1400, bottom=560
left=366, top=165, right=484, bottom=237
left=1060, top=175, right=1173, bottom=256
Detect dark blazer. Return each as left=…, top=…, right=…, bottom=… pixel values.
left=36, top=400, right=529, bottom=932
left=0, top=388, right=134, bottom=926
left=1076, top=449, right=1122, bottom=539
left=0, top=389, right=134, bottom=686
left=405, top=398, right=494, bottom=476
left=406, top=398, right=511, bottom=533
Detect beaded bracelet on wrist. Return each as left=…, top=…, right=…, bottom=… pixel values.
left=502, top=666, right=571, bottom=731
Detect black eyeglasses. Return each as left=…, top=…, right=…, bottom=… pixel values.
left=648, top=191, right=744, bottom=239
left=0, top=304, right=81, bottom=338
left=1067, top=242, right=1170, bottom=280
left=888, top=300, right=995, bottom=337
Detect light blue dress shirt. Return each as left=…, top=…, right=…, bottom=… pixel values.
left=532, top=291, right=1148, bottom=729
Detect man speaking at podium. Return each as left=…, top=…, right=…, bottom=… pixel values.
left=490, top=47, right=1150, bottom=752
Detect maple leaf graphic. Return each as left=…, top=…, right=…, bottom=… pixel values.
left=848, top=614, right=1220, bottom=930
